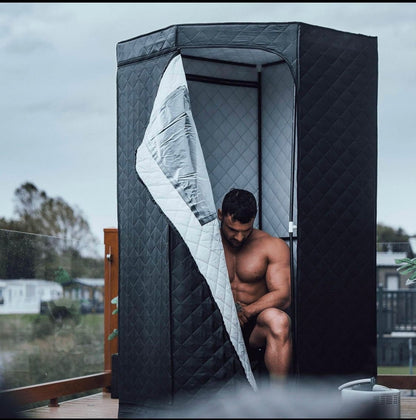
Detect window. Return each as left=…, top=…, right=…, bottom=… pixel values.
left=386, top=274, right=399, bottom=290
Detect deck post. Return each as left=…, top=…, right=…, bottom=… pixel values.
left=104, top=228, right=119, bottom=391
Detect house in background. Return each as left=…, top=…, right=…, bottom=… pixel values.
left=377, top=237, right=416, bottom=290
left=377, top=238, right=416, bottom=366
left=0, top=279, right=63, bottom=314
left=377, top=251, right=408, bottom=290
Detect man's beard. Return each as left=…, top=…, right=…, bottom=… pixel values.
left=228, top=237, right=245, bottom=249
left=220, top=221, right=249, bottom=249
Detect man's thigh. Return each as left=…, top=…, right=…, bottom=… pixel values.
left=248, top=321, right=267, bottom=349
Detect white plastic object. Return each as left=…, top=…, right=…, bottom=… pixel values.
left=338, top=377, right=400, bottom=418
left=338, top=377, right=375, bottom=391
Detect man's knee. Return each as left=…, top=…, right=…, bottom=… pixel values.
left=258, top=308, right=291, bottom=338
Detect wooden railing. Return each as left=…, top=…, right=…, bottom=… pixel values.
left=0, top=228, right=118, bottom=408
left=104, top=228, right=119, bottom=372
left=378, top=374, right=416, bottom=390
left=0, top=373, right=112, bottom=407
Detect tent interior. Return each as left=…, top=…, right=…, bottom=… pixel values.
left=180, top=50, right=298, bottom=366
left=180, top=48, right=297, bottom=243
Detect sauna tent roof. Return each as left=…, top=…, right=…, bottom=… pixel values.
left=116, top=22, right=378, bottom=414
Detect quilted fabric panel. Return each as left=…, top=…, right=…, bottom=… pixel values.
left=183, top=56, right=257, bottom=82
left=117, top=23, right=299, bottom=79
left=117, top=52, right=177, bottom=404
left=116, top=25, right=177, bottom=64
left=178, top=23, right=299, bottom=74
left=169, top=228, right=249, bottom=402
left=261, top=62, right=296, bottom=238
left=188, top=79, right=259, bottom=227
left=295, top=24, right=378, bottom=376
left=182, top=46, right=282, bottom=66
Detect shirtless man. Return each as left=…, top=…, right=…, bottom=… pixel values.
left=218, top=188, right=292, bottom=381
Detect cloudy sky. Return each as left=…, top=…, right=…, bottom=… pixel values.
left=0, top=2, right=415, bottom=245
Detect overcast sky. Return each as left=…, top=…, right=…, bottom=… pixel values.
left=0, top=2, right=415, bottom=245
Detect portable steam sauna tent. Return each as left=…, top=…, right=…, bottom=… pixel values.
left=116, top=22, right=378, bottom=413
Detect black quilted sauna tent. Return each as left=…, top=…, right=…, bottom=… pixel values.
left=116, top=22, right=378, bottom=413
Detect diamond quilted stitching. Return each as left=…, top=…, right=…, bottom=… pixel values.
left=188, top=80, right=259, bottom=222
left=295, top=24, right=377, bottom=375
left=117, top=53, right=177, bottom=403
left=262, top=61, right=296, bottom=238
left=170, top=230, right=247, bottom=400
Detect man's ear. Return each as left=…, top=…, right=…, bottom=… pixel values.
left=217, top=209, right=222, bottom=220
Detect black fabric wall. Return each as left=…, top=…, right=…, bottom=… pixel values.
left=295, top=24, right=378, bottom=378
left=169, top=230, right=248, bottom=401
left=117, top=52, right=176, bottom=406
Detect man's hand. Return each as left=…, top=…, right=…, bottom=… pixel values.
left=235, top=301, right=251, bottom=326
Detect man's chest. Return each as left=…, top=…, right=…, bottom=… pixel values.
left=225, top=248, right=268, bottom=283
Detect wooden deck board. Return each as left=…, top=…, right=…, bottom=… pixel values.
left=21, top=392, right=416, bottom=418
left=401, top=396, right=416, bottom=418
left=22, top=392, right=118, bottom=418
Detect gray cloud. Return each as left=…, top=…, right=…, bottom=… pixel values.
left=4, top=35, right=53, bottom=54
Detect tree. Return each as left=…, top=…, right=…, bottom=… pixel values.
left=377, top=223, right=411, bottom=252
left=12, top=182, right=98, bottom=255
left=0, top=182, right=102, bottom=279
left=0, top=226, right=37, bottom=278
left=377, top=223, right=410, bottom=243
left=13, top=182, right=47, bottom=233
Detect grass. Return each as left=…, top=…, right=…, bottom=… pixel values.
left=0, top=312, right=105, bottom=409
left=0, top=313, right=104, bottom=388
left=378, top=365, right=416, bottom=375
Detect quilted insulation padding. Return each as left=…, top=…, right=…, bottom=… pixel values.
left=187, top=80, right=259, bottom=223
left=261, top=61, right=296, bottom=238
left=295, top=24, right=378, bottom=377
left=116, top=23, right=299, bottom=79
left=185, top=57, right=296, bottom=238
left=117, top=53, right=176, bottom=405
left=117, top=54, right=252, bottom=407
left=169, top=228, right=249, bottom=401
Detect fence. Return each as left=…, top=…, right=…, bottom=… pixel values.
left=378, top=287, right=416, bottom=366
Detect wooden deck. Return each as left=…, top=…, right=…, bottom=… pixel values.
left=22, top=392, right=118, bottom=418
left=20, top=391, right=416, bottom=418
left=402, top=396, right=416, bottom=418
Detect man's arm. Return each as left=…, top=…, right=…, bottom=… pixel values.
left=265, top=237, right=291, bottom=309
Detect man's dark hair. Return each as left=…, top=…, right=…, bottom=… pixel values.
left=221, top=189, right=257, bottom=223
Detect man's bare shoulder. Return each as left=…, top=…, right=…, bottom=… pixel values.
left=251, top=230, right=289, bottom=253
left=267, top=235, right=289, bottom=255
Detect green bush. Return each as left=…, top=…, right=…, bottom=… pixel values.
left=396, top=257, right=416, bottom=286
